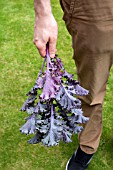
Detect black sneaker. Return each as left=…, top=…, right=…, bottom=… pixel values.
left=66, top=146, right=94, bottom=170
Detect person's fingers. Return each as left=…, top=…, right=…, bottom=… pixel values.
left=39, top=49, right=46, bottom=57
left=49, top=37, right=57, bottom=58
left=34, top=40, right=46, bottom=57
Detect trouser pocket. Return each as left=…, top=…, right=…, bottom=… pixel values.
left=60, top=0, right=76, bottom=35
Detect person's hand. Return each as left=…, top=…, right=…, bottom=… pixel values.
left=33, top=14, right=58, bottom=58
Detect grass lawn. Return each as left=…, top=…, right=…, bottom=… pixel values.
left=0, top=0, right=113, bottom=170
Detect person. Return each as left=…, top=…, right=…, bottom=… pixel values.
left=33, top=0, right=113, bottom=170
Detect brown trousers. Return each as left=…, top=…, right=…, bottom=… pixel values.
left=60, top=0, right=113, bottom=154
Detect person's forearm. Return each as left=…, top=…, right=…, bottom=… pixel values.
left=34, top=0, right=52, bottom=17
left=34, top=0, right=58, bottom=58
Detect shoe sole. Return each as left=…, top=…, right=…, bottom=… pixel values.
left=66, top=157, right=71, bottom=170
left=65, top=150, right=77, bottom=170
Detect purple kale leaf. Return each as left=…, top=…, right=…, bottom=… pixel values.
left=63, top=70, right=73, bottom=80
left=68, top=114, right=89, bottom=125
left=20, top=114, right=36, bottom=134
left=62, top=126, right=72, bottom=143
left=42, top=104, right=72, bottom=146
left=27, top=131, right=42, bottom=144
left=40, top=51, right=62, bottom=101
left=67, top=79, right=89, bottom=96
left=40, top=70, right=59, bottom=100
left=41, top=103, right=58, bottom=146
left=34, top=101, right=49, bottom=113
left=71, top=125, right=83, bottom=134
left=42, top=130, right=57, bottom=146
left=26, top=107, right=35, bottom=114
left=36, top=76, right=46, bottom=89
left=56, top=85, right=81, bottom=110
left=20, top=94, right=36, bottom=111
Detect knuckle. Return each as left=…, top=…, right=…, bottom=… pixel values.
left=51, top=37, right=57, bottom=42
left=49, top=48, right=57, bottom=54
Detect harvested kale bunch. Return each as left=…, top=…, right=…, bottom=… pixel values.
left=20, top=49, right=89, bottom=146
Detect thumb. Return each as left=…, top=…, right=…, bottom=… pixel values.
left=49, top=37, right=57, bottom=58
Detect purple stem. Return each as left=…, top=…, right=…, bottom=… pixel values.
left=38, top=57, right=47, bottom=76
left=46, top=47, right=51, bottom=70
left=50, top=100, right=54, bottom=132
left=45, top=46, right=52, bottom=81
